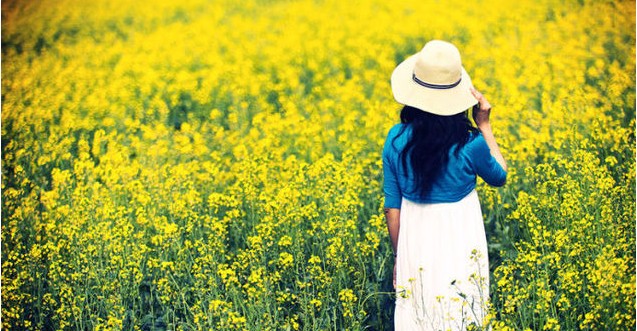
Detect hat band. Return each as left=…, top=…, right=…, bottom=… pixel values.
left=412, top=73, right=461, bottom=90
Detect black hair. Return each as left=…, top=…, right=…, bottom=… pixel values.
left=393, top=105, right=478, bottom=197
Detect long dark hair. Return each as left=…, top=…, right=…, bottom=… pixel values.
left=394, top=105, right=478, bottom=197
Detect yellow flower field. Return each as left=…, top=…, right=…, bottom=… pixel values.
left=2, top=0, right=634, bottom=330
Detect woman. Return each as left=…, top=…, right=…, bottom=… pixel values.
left=383, top=40, right=507, bottom=330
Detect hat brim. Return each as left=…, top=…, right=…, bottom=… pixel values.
left=391, top=54, right=478, bottom=116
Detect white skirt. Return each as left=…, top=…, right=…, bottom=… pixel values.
left=395, top=190, right=490, bottom=331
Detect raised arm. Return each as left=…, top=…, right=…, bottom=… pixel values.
left=470, top=88, right=508, bottom=172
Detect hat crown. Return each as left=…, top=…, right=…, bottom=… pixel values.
left=413, top=40, right=462, bottom=85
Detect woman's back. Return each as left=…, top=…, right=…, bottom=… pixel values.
left=383, top=121, right=506, bottom=208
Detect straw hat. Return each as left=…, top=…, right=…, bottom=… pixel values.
left=391, top=40, right=478, bottom=116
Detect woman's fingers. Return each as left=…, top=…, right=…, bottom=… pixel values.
left=470, top=87, right=491, bottom=111
left=470, top=87, right=482, bottom=100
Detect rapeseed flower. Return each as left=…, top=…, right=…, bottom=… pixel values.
left=1, top=0, right=634, bottom=330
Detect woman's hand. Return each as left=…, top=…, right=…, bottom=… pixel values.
left=470, top=87, right=492, bottom=129
left=393, top=263, right=397, bottom=289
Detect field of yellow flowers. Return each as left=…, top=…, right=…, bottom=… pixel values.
left=2, top=0, right=635, bottom=330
